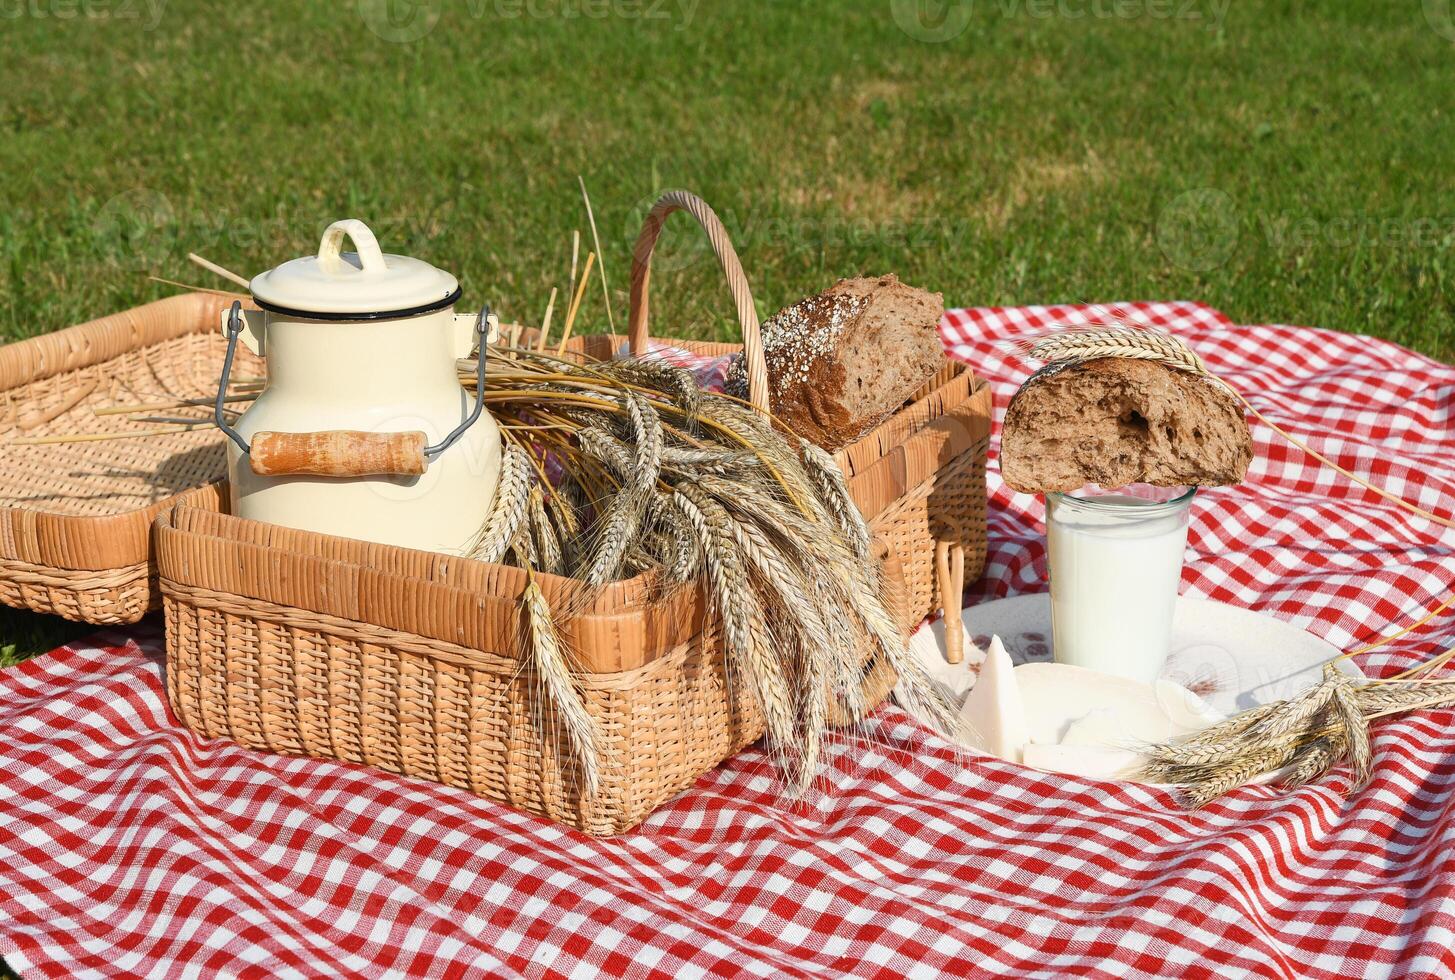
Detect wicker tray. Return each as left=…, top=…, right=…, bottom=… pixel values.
left=159, top=192, right=991, bottom=834
left=0, top=292, right=264, bottom=623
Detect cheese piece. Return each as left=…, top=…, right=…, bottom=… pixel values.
left=958, top=636, right=1027, bottom=763
left=1022, top=743, right=1143, bottom=780
left=1060, top=708, right=1133, bottom=749
left=1155, top=679, right=1225, bottom=730
left=1014, top=661, right=1182, bottom=747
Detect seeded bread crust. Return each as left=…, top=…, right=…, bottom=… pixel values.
left=999, top=357, right=1252, bottom=493
left=742, top=274, right=946, bottom=450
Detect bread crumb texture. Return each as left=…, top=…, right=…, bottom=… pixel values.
left=999, top=358, right=1252, bottom=493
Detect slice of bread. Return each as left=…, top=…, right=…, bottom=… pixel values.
left=999, top=357, right=1252, bottom=493
left=748, top=275, right=946, bottom=450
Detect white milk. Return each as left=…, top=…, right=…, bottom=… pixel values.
left=1046, top=489, right=1194, bottom=684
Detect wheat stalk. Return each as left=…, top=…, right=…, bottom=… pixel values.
left=582, top=393, right=662, bottom=585
left=1132, top=664, right=1455, bottom=803
left=696, top=472, right=889, bottom=726
left=662, top=445, right=752, bottom=474
left=1359, top=680, right=1455, bottom=712
left=1175, top=701, right=1282, bottom=746
left=816, top=574, right=870, bottom=722
left=580, top=451, right=640, bottom=583
left=1024, top=328, right=1207, bottom=375
left=674, top=483, right=799, bottom=780
left=599, top=357, right=701, bottom=419
left=470, top=445, right=532, bottom=563
left=1179, top=744, right=1301, bottom=809
left=797, top=637, right=829, bottom=795
left=472, top=337, right=952, bottom=800
left=519, top=564, right=599, bottom=798
left=1332, top=681, right=1373, bottom=787
left=718, top=502, right=834, bottom=791
left=528, top=484, right=564, bottom=575
left=576, top=425, right=634, bottom=477
left=655, top=499, right=702, bottom=584
left=800, top=440, right=872, bottom=562
left=1281, top=738, right=1337, bottom=790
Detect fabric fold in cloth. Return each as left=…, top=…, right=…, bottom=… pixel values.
left=2, top=301, right=1454, bottom=978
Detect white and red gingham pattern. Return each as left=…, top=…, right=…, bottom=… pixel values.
left=3, top=302, right=1454, bottom=978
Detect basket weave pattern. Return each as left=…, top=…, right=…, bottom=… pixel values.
left=0, top=557, right=153, bottom=625
left=870, top=448, right=987, bottom=633
left=0, top=293, right=261, bottom=622
left=165, top=579, right=758, bottom=834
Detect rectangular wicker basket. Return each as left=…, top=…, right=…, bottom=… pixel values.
left=159, top=192, right=991, bottom=834
left=158, top=369, right=989, bottom=835
left=0, top=292, right=263, bottom=623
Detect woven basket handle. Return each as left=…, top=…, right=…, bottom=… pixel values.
left=627, top=191, right=770, bottom=415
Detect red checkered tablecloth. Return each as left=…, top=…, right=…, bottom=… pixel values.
left=3, top=302, right=1454, bottom=978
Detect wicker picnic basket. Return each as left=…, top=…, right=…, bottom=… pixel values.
left=0, top=292, right=262, bottom=623
left=158, top=192, right=991, bottom=834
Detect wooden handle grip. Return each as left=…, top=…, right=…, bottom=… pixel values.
left=249, top=430, right=428, bottom=477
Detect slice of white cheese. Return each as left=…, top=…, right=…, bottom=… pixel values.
left=958, top=636, right=1027, bottom=764
left=1014, top=661, right=1182, bottom=747
left=1060, top=708, right=1132, bottom=749
left=1022, top=742, right=1144, bottom=781
left=1155, top=679, right=1225, bottom=730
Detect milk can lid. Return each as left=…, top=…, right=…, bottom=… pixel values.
left=249, top=219, right=460, bottom=319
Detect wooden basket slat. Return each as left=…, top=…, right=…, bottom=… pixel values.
left=0, top=292, right=264, bottom=621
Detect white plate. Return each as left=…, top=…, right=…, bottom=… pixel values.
left=907, top=594, right=1364, bottom=784
left=955, top=593, right=1363, bottom=716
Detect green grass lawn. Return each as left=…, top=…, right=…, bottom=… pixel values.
left=0, top=2, right=1451, bottom=972
left=0, top=0, right=1450, bottom=671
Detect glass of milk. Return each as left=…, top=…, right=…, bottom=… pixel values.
left=1045, top=484, right=1196, bottom=683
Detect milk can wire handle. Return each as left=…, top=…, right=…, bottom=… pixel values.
left=215, top=301, right=490, bottom=461
left=216, top=303, right=254, bottom=455
left=423, top=308, right=489, bottom=460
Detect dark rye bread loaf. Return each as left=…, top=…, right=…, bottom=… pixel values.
left=738, top=275, right=946, bottom=450
left=999, top=357, right=1252, bottom=493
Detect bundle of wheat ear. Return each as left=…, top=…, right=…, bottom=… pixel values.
left=470, top=343, right=963, bottom=798
left=1023, top=327, right=1455, bottom=806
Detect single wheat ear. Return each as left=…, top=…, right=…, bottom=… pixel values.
left=1025, top=328, right=1209, bottom=376
left=518, top=554, right=600, bottom=800
left=1020, top=322, right=1455, bottom=804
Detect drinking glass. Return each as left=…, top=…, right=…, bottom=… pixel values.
left=1045, top=484, right=1197, bottom=683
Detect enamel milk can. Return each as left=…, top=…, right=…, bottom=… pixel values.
left=216, top=219, right=502, bottom=556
